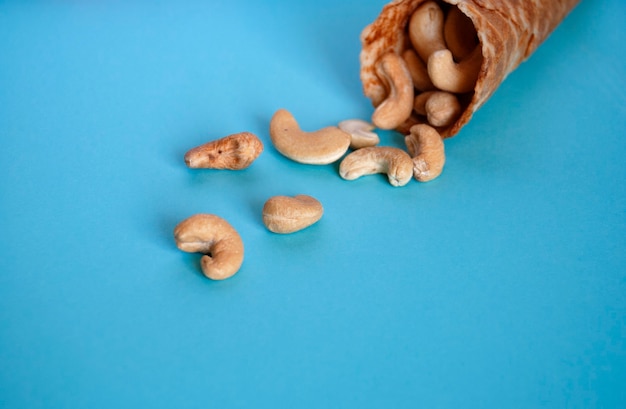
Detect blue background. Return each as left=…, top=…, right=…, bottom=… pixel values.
left=1, top=0, right=625, bottom=407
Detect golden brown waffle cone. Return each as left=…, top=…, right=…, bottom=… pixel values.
left=360, top=0, right=580, bottom=138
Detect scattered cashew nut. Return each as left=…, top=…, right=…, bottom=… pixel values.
left=427, top=45, right=483, bottom=94
left=371, top=52, right=414, bottom=130
left=405, top=124, right=445, bottom=182
left=184, top=132, right=263, bottom=170
left=269, top=109, right=351, bottom=165
left=444, top=6, right=479, bottom=61
left=408, top=1, right=447, bottom=63
left=338, top=119, right=380, bottom=149
left=173, top=214, right=244, bottom=280
left=262, top=194, right=324, bottom=234
left=339, top=146, right=414, bottom=187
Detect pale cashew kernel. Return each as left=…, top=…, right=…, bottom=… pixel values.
left=413, top=91, right=437, bottom=116
left=262, top=195, right=324, bottom=234
left=401, top=49, right=435, bottom=92
left=405, top=124, right=445, bottom=182
left=427, top=45, right=483, bottom=94
left=424, top=91, right=462, bottom=127
left=184, top=132, right=263, bottom=170
left=338, top=119, right=380, bottom=149
left=269, top=109, right=351, bottom=165
left=174, top=214, right=244, bottom=280
left=339, top=146, right=413, bottom=187
left=371, top=52, right=414, bottom=130
left=444, top=6, right=479, bottom=61
left=408, top=1, right=447, bottom=63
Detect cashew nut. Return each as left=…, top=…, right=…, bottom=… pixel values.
left=427, top=46, right=483, bottom=94
left=262, top=195, right=323, bottom=234
left=405, top=124, right=445, bottom=182
left=444, top=6, right=479, bottom=61
left=338, top=119, right=380, bottom=149
left=339, top=146, right=413, bottom=187
left=371, top=52, right=414, bottom=130
left=413, top=91, right=437, bottom=116
left=424, top=91, right=462, bottom=127
left=269, top=109, right=351, bottom=165
left=408, top=1, right=447, bottom=63
left=173, top=214, right=244, bottom=280
left=401, top=49, right=434, bottom=92
left=184, top=132, right=263, bottom=170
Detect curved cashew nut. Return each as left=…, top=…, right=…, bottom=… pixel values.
left=269, top=109, right=351, bottom=165
left=263, top=194, right=324, bottom=234
left=338, top=119, right=380, bottom=149
left=184, top=132, right=263, bottom=170
left=427, top=46, right=483, bottom=93
left=405, top=124, right=445, bottom=182
left=371, top=52, right=414, bottom=130
left=339, top=146, right=413, bottom=187
left=402, top=49, right=435, bottom=92
left=413, top=91, right=437, bottom=116
left=444, top=6, right=479, bottom=61
left=174, top=214, right=244, bottom=280
left=408, top=1, right=447, bottom=63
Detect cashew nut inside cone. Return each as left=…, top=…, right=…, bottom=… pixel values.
left=339, top=146, right=414, bottom=187
left=427, top=46, right=483, bottom=94
left=269, top=109, right=351, bottom=165
left=174, top=214, right=244, bottom=280
left=371, top=52, right=414, bottom=130
left=444, top=5, right=479, bottom=61
left=408, top=1, right=447, bottom=63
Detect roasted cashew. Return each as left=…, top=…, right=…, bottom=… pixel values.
left=427, top=45, right=483, bottom=93
left=424, top=91, right=462, bottom=127
left=408, top=1, right=447, bottom=63
left=444, top=6, right=479, bottom=61
left=339, top=146, right=413, bottom=187
left=174, top=214, right=244, bottom=280
left=405, top=124, right=445, bottom=182
left=401, top=49, right=435, bottom=92
left=262, top=194, right=324, bottom=234
left=269, top=109, right=351, bottom=165
left=338, top=119, right=380, bottom=149
left=371, top=52, right=414, bottom=130
left=413, top=91, right=437, bottom=116
left=184, top=132, right=263, bottom=170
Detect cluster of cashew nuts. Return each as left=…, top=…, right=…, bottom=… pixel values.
left=369, top=1, right=483, bottom=180
left=175, top=0, right=479, bottom=280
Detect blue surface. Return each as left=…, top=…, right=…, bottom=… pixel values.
left=1, top=0, right=625, bottom=408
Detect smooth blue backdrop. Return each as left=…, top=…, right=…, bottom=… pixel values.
left=1, top=0, right=625, bottom=408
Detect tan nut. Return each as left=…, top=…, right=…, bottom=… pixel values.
left=427, top=46, right=483, bottom=94
left=339, top=146, right=413, bottom=187
left=424, top=91, right=462, bottom=127
left=174, top=214, right=244, bottom=280
left=269, top=109, right=351, bottom=165
left=338, top=119, right=380, bottom=149
left=408, top=1, right=447, bottom=63
left=262, top=195, right=323, bottom=234
left=184, top=132, right=263, bottom=170
left=401, top=49, right=435, bottom=92
left=413, top=91, right=437, bottom=116
left=371, top=52, right=414, bottom=130
left=444, top=6, right=479, bottom=61
left=405, top=124, right=445, bottom=182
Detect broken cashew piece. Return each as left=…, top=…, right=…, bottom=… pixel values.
left=428, top=46, right=483, bottom=94
left=338, top=119, right=380, bottom=149
left=408, top=1, right=447, bottom=62
left=444, top=6, right=479, bottom=61
left=174, top=214, right=244, bottom=280
left=371, top=52, right=414, bottom=130
left=269, top=109, right=350, bottom=165
left=339, top=146, right=413, bottom=187
left=184, top=132, right=263, bottom=170
left=402, top=49, right=435, bottom=92
left=262, top=194, right=323, bottom=234
left=405, top=124, right=445, bottom=182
